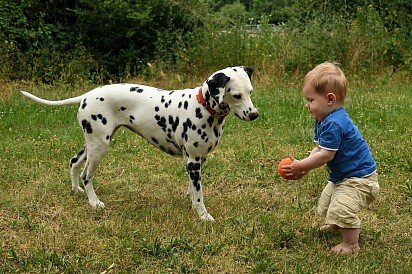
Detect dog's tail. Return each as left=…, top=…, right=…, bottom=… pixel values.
left=20, top=91, right=83, bottom=106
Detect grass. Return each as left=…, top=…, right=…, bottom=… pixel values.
left=0, top=73, right=411, bottom=273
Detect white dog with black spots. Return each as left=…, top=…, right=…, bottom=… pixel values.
left=21, top=66, right=259, bottom=221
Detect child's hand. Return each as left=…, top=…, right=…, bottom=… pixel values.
left=281, top=155, right=307, bottom=180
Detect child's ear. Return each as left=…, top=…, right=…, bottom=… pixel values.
left=326, top=93, right=336, bottom=105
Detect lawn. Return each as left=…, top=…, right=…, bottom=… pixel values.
left=0, top=74, right=411, bottom=273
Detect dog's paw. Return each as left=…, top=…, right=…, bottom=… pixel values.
left=90, top=200, right=105, bottom=210
left=200, top=212, right=215, bottom=222
left=72, top=186, right=85, bottom=193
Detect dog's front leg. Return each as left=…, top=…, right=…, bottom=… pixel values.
left=186, top=158, right=214, bottom=221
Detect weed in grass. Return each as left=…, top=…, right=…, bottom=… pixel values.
left=399, top=179, right=412, bottom=201
left=235, top=245, right=277, bottom=273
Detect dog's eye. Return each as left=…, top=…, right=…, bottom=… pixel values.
left=233, top=94, right=242, bottom=100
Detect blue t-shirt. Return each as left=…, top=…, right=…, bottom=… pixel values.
left=314, top=107, right=377, bottom=183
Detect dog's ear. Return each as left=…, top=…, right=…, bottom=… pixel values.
left=242, top=66, right=253, bottom=80
left=206, top=72, right=231, bottom=105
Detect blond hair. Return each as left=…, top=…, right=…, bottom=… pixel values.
left=304, top=62, right=347, bottom=103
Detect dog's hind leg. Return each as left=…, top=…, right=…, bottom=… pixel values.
left=186, top=157, right=214, bottom=221
left=82, top=137, right=110, bottom=209
left=69, top=147, right=87, bottom=193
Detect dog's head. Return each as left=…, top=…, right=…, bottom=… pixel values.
left=202, top=66, right=258, bottom=121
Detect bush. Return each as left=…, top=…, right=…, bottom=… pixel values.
left=0, top=0, right=207, bottom=83
left=0, top=0, right=411, bottom=82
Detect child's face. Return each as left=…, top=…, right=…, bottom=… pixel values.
left=303, top=82, right=336, bottom=122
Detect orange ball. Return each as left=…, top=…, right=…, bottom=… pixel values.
left=277, top=157, right=293, bottom=179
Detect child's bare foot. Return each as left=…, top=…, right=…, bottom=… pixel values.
left=319, top=224, right=340, bottom=232
left=331, top=243, right=360, bottom=255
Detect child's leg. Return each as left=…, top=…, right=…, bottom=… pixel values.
left=319, top=224, right=340, bottom=232
left=317, top=182, right=334, bottom=218
left=331, top=228, right=360, bottom=254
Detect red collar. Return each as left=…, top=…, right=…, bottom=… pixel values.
left=196, top=87, right=227, bottom=122
left=196, top=87, right=216, bottom=116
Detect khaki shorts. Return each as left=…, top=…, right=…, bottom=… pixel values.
left=317, top=172, right=379, bottom=229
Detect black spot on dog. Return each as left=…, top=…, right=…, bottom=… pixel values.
left=184, top=101, right=188, bottom=110
left=213, top=127, right=219, bottom=138
left=171, top=116, right=179, bottom=132
left=187, top=162, right=201, bottom=191
left=129, top=87, right=144, bottom=93
left=181, top=121, right=189, bottom=141
left=193, top=142, right=199, bottom=147
left=120, top=106, right=127, bottom=111
left=83, top=175, right=89, bottom=185
left=91, top=114, right=108, bottom=125
left=195, top=108, right=203, bottom=119
left=186, top=118, right=193, bottom=129
left=155, top=106, right=159, bottom=112
left=201, top=132, right=208, bottom=141
left=156, top=116, right=167, bottom=132
left=207, top=116, right=214, bottom=127
left=70, top=157, right=78, bottom=167
left=129, top=115, right=136, bottom=124
left=106, top=135, right=110, bottom=140
left=151, top=137, right=159, bottom=144
left=81, top=98, right=87, bottom=109
left=161, top=96, right=165, bottom=103
left=81, top=119, right=93, bottom=134
left=178, top=102, right=182, bottom=109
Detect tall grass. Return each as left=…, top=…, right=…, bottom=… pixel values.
left=0, top=73, right=411, bottom=272
left=175, top=6, right=410, bottom=81
left=1, top=4, right=410, bottom=84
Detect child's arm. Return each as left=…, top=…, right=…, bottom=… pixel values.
left=309, top=145, right=320, bottom=156
left=283, top=147, right=336, bottom=180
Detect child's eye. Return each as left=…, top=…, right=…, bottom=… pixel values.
left=233, top=94, right=242, bottom=100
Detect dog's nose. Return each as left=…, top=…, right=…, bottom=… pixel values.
left=249, top=112, right=259, bottom=121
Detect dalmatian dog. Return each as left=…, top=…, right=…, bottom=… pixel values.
left=21, top=66, right=258, bottom=221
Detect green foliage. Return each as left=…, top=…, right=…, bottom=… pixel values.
left=284, top=0, right=412, bottom=73
left=181, top=0, right=412, bottom=77
left=0, top=0, right=207, bottom=82
left=0, top=0, right=412, bottom=82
